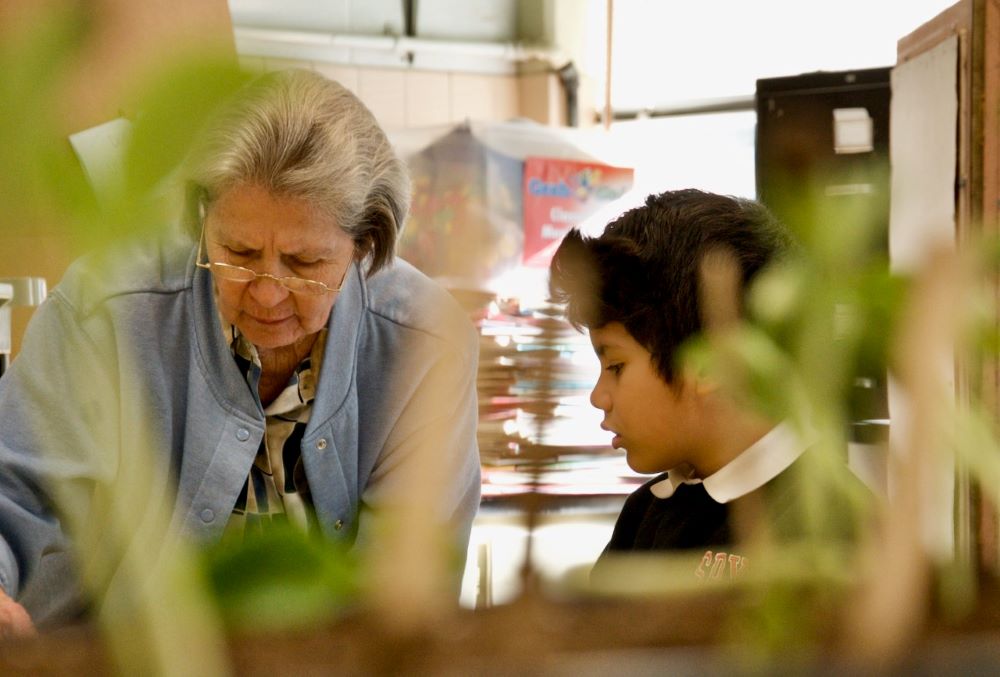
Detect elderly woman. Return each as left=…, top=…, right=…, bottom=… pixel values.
left=0, top=69, right=481, bottom=633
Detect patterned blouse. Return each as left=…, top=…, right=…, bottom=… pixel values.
left=220, top=319, right=327, bottom=538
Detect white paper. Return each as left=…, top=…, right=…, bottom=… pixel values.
left=833, top=107, right=874, bottom=154
left=887, top=35, right=959, bottom=561
left=68, top=117, right=132, bottom=209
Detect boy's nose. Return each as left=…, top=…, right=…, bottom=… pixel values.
left=589, top=382, right=610, bottom=411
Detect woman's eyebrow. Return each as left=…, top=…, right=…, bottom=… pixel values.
left=214, top=237, right=335, bottom=260
left=223, top=242, right=257, bottom=251
left=211, top=233, right=255, bottom=250
left=283, top=247, right=336, bottom=260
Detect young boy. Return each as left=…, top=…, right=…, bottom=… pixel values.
left=548, top=189, right=865, bottom=581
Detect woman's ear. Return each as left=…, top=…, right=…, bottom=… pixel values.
left=184, top=182, right=208, bottom=237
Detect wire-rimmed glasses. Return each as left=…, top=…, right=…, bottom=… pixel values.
left=195, top=227, right=347, bottom=296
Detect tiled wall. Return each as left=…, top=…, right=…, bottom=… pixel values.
left=238, top=55, right=562, bottom=131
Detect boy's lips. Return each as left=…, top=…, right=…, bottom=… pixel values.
left=600, top=422, right=622, bottom=449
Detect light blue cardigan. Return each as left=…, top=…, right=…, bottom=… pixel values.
left=0, top=231, right=481, bottom=621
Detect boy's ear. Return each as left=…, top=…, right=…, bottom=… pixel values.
left=678, top=365, right=719, bottom=398
left=694, top=378, right=720, bottom=397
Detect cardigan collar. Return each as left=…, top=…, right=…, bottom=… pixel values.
left=191, top=244, right=366, bottom=423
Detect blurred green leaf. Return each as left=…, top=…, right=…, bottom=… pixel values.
left=122, top=54, right=251, bottom=199
left=678, top=326, right=798, bottom=423
left=748, top=259, right=807, bottom=331
left=203, top=525, right=360, bottom=633
left=0, top=3, right=97, bottom=239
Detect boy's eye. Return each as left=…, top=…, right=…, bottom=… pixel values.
left=605, top=363, right=624, bottom=375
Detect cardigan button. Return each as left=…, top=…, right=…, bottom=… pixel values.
left=236, top=428, right=250, bottom=442
left=200, top=508, right=215, bottom=523
left=316, top=438, right=328, bottom=450
left=334, top=520, right=344, bottom=531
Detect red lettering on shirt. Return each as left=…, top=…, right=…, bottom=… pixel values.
left=693, top=550, right=748, bottom=581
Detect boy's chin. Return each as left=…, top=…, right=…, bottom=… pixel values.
left=625, top=450, right=672, bottom=475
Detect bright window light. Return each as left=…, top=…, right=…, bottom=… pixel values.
left=601, top=0, right=959, bottom=111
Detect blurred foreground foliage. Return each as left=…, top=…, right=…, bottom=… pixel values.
left=0, top=3, right=96, bottom=241
left=1, top=3, right=260, bottom=674
left=3, top=1, right=1000, bottom=673
left=674, top=165, right=1000, bottom=657
left=0, top=2, right=250, bottom=250
left=203, top=525, right=360, bottom=633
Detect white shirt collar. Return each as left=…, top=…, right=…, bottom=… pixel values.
left=649, top=422, right=809, bottom=504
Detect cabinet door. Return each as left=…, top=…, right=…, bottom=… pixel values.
left=893, top=0, right=1000, bottom=574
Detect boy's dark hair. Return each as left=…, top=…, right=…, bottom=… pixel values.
left=548, top=189, right=791, bottom=383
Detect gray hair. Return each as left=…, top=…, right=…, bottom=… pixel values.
left=184, top=68, right=409, bottom=277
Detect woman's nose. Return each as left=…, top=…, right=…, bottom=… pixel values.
left=247, top=274, right=289, bottom=307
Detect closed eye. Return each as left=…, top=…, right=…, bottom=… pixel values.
left=288, top=257, right=325, bottom=267
left=605, top=363, right=624, bottom=376
left=225, top=246, right=254, bottom=258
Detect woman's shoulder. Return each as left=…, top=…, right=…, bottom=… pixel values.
left=55, top=229, right=193, bottom=317
left=363, top=257, right=476, bottom=346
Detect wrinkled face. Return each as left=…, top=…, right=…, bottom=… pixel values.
left=203, top=183, right=355, bottom=350
left=589, top=322, right=701, bottom=475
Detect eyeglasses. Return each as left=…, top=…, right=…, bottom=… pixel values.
left=196, top=227, right=348, bottom=296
